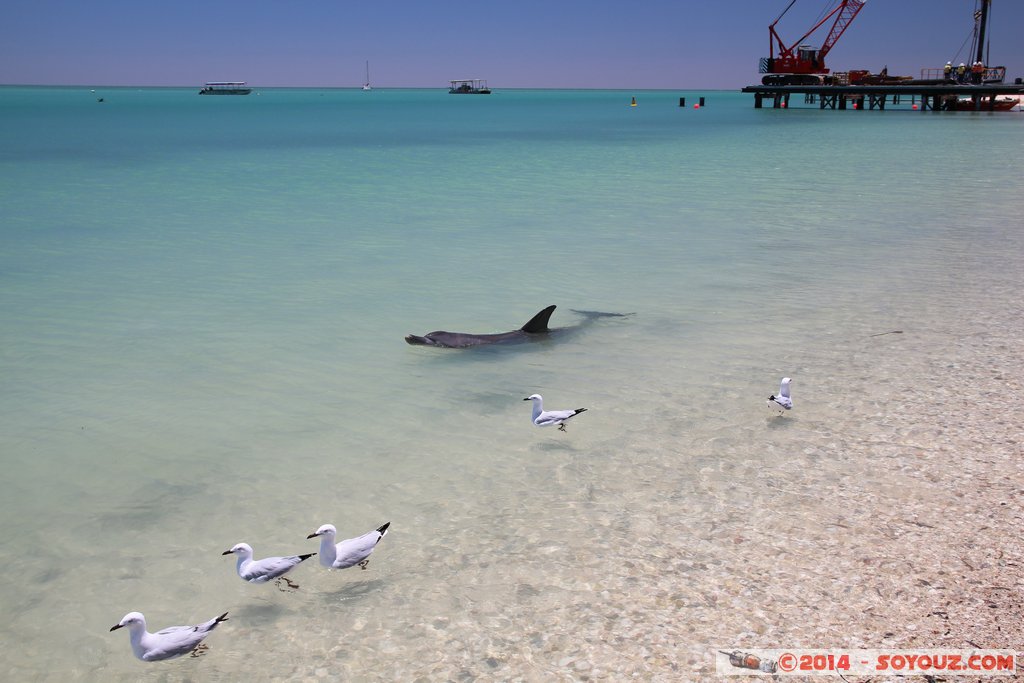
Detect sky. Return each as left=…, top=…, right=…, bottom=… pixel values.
left=2, top=1, right=1022, bottom=89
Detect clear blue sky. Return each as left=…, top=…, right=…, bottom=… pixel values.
left=2, top=1, right=1022, bottom=88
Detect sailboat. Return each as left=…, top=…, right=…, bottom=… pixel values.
left=362, top=61, right=372, bottom=91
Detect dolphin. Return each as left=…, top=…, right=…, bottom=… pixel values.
left=405, top=305, right=630, bottom=349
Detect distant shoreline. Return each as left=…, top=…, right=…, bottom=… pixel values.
left=0, top=83, right=740, bottom=93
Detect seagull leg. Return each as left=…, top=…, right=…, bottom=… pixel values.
left=190, top=644, right=209, bottom=658
left=358, top=559, right=370, bottom=570
left=558, top=424, right=566, bottom=432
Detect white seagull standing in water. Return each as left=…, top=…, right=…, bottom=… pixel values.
left=307, top=522, right=390, bottom=570
left=110, top=611, right=228, bottom=661
left=222, top=542, right=316, bottom=590
left=768, top=377, right=793, bottom=414
left=523, top=393, right=588, bottom=432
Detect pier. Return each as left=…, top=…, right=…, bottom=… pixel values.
left=741, top=83, right=1024, bottom=111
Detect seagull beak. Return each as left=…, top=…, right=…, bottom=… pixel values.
left=522, top=397, right=530, bottom=401
left=221, top=549, right=233, bottom=555
left=110, top=623, right=124, bottom=632
left=306, top=532, right=320, bottom=539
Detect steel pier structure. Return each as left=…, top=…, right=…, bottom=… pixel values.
left=741, top=83, right=1024, bottom=111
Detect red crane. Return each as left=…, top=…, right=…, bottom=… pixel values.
left=760, top=0, right=867, bottom=85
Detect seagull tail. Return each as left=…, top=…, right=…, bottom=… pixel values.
left=573, top=408, right=588, bottom=415
left=376, top=522, right=391, bottom=538
left=200, top=612, right=229, bottom=632
left=298, top=553, right=316, bottom=562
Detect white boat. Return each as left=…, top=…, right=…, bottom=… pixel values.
left=448, top=79, right=491, bottom=94
left=362, top=61, right=372, bottom=91
left=198, top=82, right=251, bottom=95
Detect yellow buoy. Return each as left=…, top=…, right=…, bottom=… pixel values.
left=630, top=96, right=637, bottom=107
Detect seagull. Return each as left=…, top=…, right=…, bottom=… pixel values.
left=768, top=377, right=793, bottom=414
left=523, top=393, right=588, bottom=432
left=110, top=611, right=228, bottom=662
left=222, top=542, right=316, bottom=590
left=307, top=522, right=390, bottom=570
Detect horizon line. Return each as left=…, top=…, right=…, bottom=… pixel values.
left=1, top=82, right=744, bottom=92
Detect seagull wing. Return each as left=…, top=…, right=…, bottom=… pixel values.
left=141, top=613, right=227, bottom=660
left=535, top=408, right=585, bottom=426
left=332, top=529, right=385, bottom=569
left=142, top=625, right=209, bottom=661
left=242, top=554, right=308, bottom=582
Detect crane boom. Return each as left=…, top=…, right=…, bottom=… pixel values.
left=820, top=0, right=867, bottom=60
left=762, top=0, right=868, bottom=85
left=973, top=0, right=990, bottom=66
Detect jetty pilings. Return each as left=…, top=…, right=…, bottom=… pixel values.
left=743, top=83, right=1024, bottom=111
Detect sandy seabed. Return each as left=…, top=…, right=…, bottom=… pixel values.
left=270, top=284, right=1023, bottom=683
left=382, top=277, right=1024, bottom=682
left=10, top=283, right=1023, bottom=683
left=9, top=300, right=1022, bottom=683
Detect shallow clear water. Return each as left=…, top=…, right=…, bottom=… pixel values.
left=1, top=86, right=1022, bottom=681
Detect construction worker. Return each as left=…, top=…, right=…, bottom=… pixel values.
left=944, top=61, right=953, bottom=80
left=971, top=61, right=984, bottom=84
left=956, top=62, right=967, bottom=83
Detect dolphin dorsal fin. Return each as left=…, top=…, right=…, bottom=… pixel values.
left=520, top=305, right=556, bottom=334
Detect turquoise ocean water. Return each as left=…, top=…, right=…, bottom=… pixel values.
left=1, top=87, right=1022, bottom=680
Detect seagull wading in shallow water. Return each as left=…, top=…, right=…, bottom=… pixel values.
left=768, top=377, right=793, bottom=414
left=307, top=522, right=390, bottom=570
left=524, top=393, right=588, bottom=432
left=222, top=542, right=316, bottom=590
left=109, top=611, right=228, bottom=661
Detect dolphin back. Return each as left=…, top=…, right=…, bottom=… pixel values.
left=405, top=304, right=627, bottom=348
left=520, top=305, right=557, bottom=334
left=405, top=331, right=516, bottom=348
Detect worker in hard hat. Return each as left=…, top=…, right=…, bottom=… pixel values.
left=971, top=61, right=984, bottom=84
left=944, top=62, right=953, bottom=80
left=956, top=62, right=967, bottom=83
